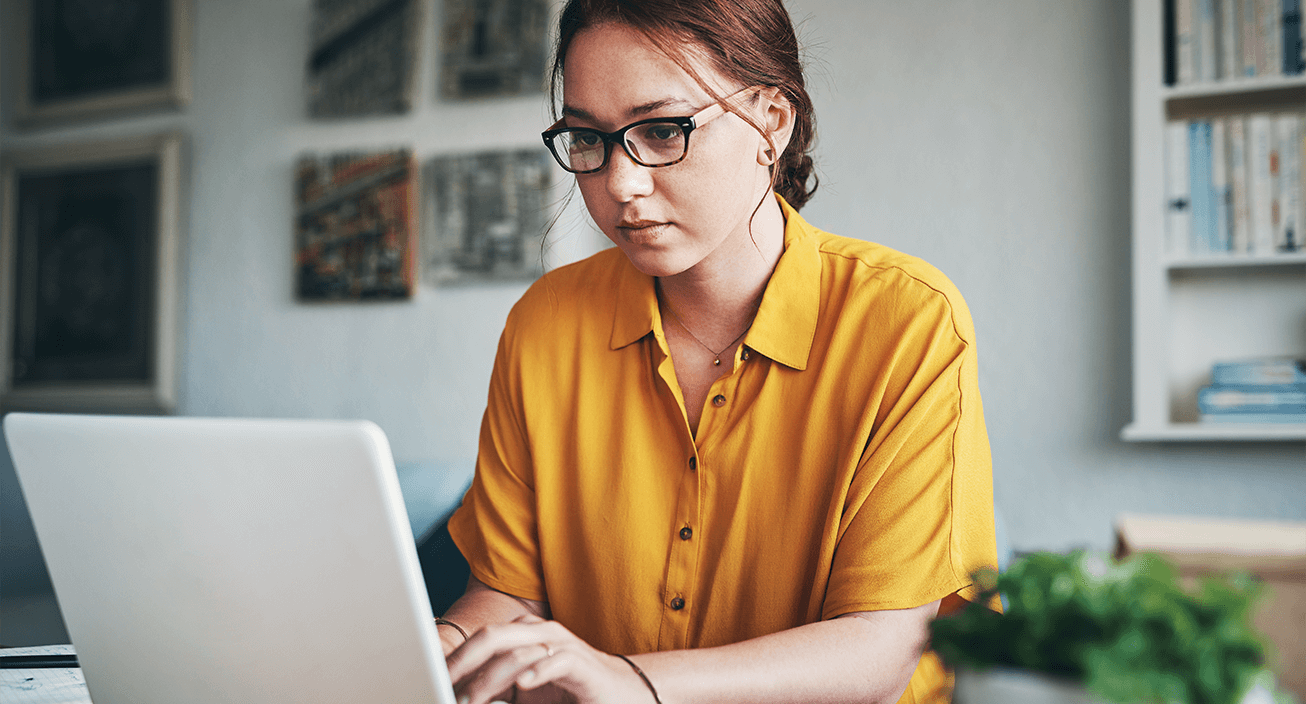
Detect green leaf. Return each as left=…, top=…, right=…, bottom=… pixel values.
left=929, top=551, right=1268, bottom=704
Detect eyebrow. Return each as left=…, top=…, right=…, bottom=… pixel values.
left=561, top=97, right=696, bottom=124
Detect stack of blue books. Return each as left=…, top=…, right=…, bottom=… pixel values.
left=1198, top=358, right=1306, bottom=423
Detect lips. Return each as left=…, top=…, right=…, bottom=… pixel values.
left=618, top=219, right=667, bottom=230
left=615, top=219, right=671, bottom=245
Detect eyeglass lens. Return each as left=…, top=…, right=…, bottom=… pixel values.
left=554, top=122, right=688, bottom=172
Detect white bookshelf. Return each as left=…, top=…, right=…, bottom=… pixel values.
left=1164, top=73, right=1306, bottom=100
left=1124, top=0, right=1306, bottom=442
left=1165, top=251, right=1306, bottom=269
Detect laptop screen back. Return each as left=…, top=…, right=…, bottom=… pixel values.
left=4, top=413, right=456, bottom=704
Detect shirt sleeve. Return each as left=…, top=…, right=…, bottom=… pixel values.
left=447, top=315, right=549, bottom=603
left=821, top=281, right=996, bottom=619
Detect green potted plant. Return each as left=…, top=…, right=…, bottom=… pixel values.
left=929, top=551, right=1295, bottom=704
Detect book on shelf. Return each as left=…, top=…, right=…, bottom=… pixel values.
left=1199, top=384, right=1306, bottom=410
left=1287, top=0, right=1305, bottom=73
left=1166, top=0, right=1306, bottom=83
left=1190, top=120, right=1217, bottom=252
left=1268, top=114, right=1284, bottom=250
left=1199, top=358, right=1306, bottom=423
left=1164, top=110, right=1304, bottom=257
left=1176, top=0, right=1196, bottom=84
left=1259, top=0, right=1284, bottom=76
left=1211, top=357, right=1306, bottom=384
left=1243, top=0, right=1262, bottom=76
left=1230, top=116, right=1253, bottom=252
left=1199, top=385, right=1306, bottom=419
left=1166, top=121, right=1193, bottom=257
left=1202, top=411, right=1306, bottom=422
left=1249, top=113, right=1278, bottom=253
left=1212, top=119, right=1234, bottom=250
left=1222, top=0, right=1241, bottom=77
left=1200, top=0, right=1219, bottom=80
left=1166, top=0, right=1179, bottom=84
left=1277, top=114, right=1303, bottom=251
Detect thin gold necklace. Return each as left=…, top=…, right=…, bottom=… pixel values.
left=661, top=301, right=757, bottom=367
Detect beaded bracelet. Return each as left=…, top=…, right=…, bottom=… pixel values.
left=434, top=617, right=469, bottom=643
left=614, top=653, right=663, bottom=704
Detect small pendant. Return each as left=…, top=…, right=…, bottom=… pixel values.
left=713, top=358, right=721, bottom=366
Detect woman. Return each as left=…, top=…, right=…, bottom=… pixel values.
left=440, top=1, right=997, bottom=702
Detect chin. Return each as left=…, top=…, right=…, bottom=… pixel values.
left=615, top=244, right=695, bottom=279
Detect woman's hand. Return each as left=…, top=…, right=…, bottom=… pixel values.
left=444, top=614, right=655, bottom=704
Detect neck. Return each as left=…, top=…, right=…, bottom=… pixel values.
left=657, top=195, right=786, bottom=342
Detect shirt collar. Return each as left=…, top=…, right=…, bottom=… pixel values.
left=609, top=194, right=821, bottom=371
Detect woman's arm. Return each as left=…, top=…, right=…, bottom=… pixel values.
left=445, top=599, right=940, bottom=704
left=635, top=600, right=939, bottom=704
left=437, top=575, right=550, bottom=655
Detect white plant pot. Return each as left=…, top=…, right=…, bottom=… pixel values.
left=952, top=668, right=1106, bottom=704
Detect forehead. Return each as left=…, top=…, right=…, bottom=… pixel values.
left=562, top=23, right=729, bottom=124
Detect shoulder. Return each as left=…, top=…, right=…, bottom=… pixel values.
left=809, top=229, right=977, bottom=344
left=502, top=246, right=628, bottom=340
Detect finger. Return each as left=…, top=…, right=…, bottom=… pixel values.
left=515, top=642, right=557, bottom=693
left=445, top=621, right=552, bottom=681
left=456, top=643, right=554, bottom=704
left=513, top=644, right=570, bottom=691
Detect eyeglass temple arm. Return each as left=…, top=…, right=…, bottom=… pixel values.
left=690, top=85, right=763, bottom=128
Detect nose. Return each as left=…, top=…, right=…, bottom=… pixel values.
left=604, top=144, right=654, bottom=202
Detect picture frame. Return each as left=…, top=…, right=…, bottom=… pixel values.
left=439, top=0, right=548, bottom=100
left=14, top=0, right=193, bottom=127
left=1, top=133, right=185, bottom=414
left=306, top=0, right=423, bottom=118
left=294, top=149, right=418, bottom=301
left=424, top=149, right=552, bottom=285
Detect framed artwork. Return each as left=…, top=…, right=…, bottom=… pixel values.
left=439, top=0, right=548, bottom=100
left=307, top=0, right=422, bottom=118
left=15, top=0, right=193, bottom=127
left=424, top=149, right=552, bottom=285
left=1, top=134, right=184, bottom=414
left=295, top=149, right=418, bottom=301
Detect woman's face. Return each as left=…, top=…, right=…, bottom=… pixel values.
left=562, top=23, right=775, bottom=278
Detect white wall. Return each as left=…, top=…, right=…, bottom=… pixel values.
left=2, top=0, right=1303, bottom=645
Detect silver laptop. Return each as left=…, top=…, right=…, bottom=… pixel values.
left=4, top=413, right=458, bottom=704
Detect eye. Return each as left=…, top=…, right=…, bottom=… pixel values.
left=572, top=131, right=603, bottom=147
left=641, top=123, right=683, bottom=142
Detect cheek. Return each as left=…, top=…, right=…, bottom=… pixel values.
left=575, top=175, right=617, bottom=224
left=691, top=126, right=763, bottom=187
left=676, top=136, right=764, bottom=210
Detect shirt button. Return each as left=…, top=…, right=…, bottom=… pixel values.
left=688, top=456, right=697, bottom=471
left=679, top=527, right=693, bottom=540
left=711, top=394, right=726, bottom=407
left=670, top=597, right=685, bottom=610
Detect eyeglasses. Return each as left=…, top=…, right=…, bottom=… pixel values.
left=541, top=86, right=760, bottom=174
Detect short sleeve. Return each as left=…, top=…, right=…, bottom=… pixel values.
left=821, top=283, right=996, bottom=619
left=447, top=317, right=549, bottom=603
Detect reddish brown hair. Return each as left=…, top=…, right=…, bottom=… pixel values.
left=550, top=0, right=818, bottom=210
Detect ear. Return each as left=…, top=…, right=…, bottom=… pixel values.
left=754, top=87, right=796, bottom=167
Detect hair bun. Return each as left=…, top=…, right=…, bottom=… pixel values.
left=777, top=153, right=817, bottom=211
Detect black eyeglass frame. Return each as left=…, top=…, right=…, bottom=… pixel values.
left=540, top=85, right=759, bottom=174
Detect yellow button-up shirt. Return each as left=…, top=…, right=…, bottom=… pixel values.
left=449, top=196, right=996, bottom=702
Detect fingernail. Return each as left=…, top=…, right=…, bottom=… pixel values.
left=519, top=668, right=536, bottom=684
left=457, top=696, right=469, bottom=704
